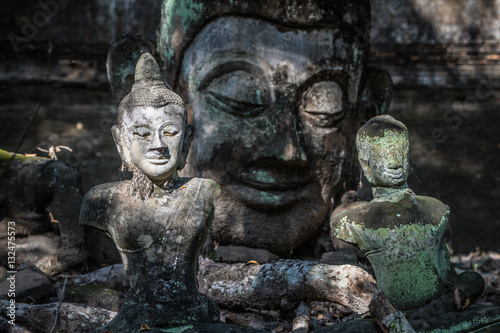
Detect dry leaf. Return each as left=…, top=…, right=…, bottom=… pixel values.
left=49, top=212, right=58, bottom=223
left=247, top=260, right=259, bottom=265
left=140, top=323, right=151, bottom=331
left=462, top=298, right=471, bottom=310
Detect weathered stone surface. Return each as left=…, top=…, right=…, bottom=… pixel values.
left=80, top=53, right=221, bottom=331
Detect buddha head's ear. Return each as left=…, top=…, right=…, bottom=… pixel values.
left=112, top=124, right=133, bottom=172
left=106, top=34, right=156, bottom=103
left=178, top=123, right=194, bottom=171
left=359, top=66, right=393, bottom=124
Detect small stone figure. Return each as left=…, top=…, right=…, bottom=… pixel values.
left=80, top=53, right=220, bottom=331
left=0, top=150, right=86, bottom=275
left=331, top=115, right=484, bottom=310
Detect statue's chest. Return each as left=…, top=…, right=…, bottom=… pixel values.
left=107, top=195, right=187, bottom=252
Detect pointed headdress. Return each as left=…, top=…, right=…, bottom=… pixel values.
left=117, top=53, right=185, bottom=124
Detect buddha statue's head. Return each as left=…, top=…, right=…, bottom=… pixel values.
left=112, top=53, right=193, bottom=199
left=357, top=115, right=409, bottom=189
left=158, top=0, right=392, bottom=255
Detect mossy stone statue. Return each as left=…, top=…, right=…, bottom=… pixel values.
left=331, top=115, right=484, bottom=311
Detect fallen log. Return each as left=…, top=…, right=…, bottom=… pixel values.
left=369, top=290, right=415, bottom=333
left=66, top=263, right=127, bottom=290
left=198, top=259, right=377, bottom=314
left=0, top=300, right=116, bottom=333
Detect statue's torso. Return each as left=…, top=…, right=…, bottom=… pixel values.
left=332, top=191, right=453, bottom=310
left=81, top=177, right=218, bottom=303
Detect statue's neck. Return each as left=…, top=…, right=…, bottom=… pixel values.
left=155, top=172, right=179, bottom=189
left=372, top=183, right=413, bottom=201
left=151, top=172, right=183, bottom=196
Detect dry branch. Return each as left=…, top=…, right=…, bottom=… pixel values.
left=198, top=259, right=377, bottom=314
left=0, top=300, right=116, bottom=333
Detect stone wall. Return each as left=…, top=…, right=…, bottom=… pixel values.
left=1, top=0, right=499, bottom=254
left=370, top=0, right=500, bottom=254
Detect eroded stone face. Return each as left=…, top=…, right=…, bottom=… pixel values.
left=120, top=105, right=185, bottom=184
left=180, top=17, right=367, bottom=255
left=358, top=130, right=409, bottom=188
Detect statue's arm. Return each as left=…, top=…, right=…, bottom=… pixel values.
left=202, top=179, right=220, bottom=220
left=330, top=202, right=366, bottom=244
left=182, top=178, right=220, bottom=232
left=204, top=179, right=221, bottom=204
left=79, top=184, right=112, bottom=231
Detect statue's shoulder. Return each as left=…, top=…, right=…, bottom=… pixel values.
left=84, top=181, right=125, bottom=201
left=330, top=201, right=369, bottom=244
left=185, top=177, right=221, bottom=199
left=415, top=195, right=448, bottom=209
left=81, top=182, right=125, bottom=230
left=415, top=195, right=450, bottom=221
left=331, top=201, right=368, bottom=223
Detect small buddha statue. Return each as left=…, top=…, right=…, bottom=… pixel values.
left=80, top=53, right=220, bottom=331
left=331, top=115, right=484, bottom=311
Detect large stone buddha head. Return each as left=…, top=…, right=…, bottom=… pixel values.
left=157, top=0, right=393, bottom=256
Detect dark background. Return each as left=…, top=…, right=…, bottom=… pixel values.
left=1, top=0, right=499, bottom=255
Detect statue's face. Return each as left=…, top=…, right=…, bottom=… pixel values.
left=179, top=17, right=366, bottom=254
left=121, top=105, right=185, bottom=184
left=362, top=133, right=409, bottom=188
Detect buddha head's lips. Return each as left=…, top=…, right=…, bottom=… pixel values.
left=226, top=167, right=312, bottom=209
left=147, top=158, right=170, bottom=165
left=236, top=167, right=309, bottom=190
